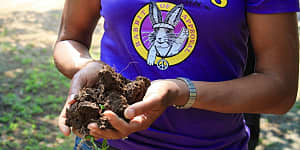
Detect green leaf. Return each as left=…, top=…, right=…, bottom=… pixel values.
left=99, top=104, right=105, bottom=110
left=101, top=139, right=109, bottom=150
left=0, top=112, right=13, bottom=123
left=22, top=96, right=32, bottom=103
left=32, top=105, right=43, bottom=114
left=9, top=123, right=18, bottom=131
left=85, top=135, right=93, bottom=141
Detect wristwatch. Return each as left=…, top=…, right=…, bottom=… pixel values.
left=173, top=77, right=197, bottom=109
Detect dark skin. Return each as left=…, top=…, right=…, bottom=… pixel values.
left=54, top=0, right=299, bottom=140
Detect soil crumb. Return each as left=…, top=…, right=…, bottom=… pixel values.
left=65, top=65, right=150, bottom=135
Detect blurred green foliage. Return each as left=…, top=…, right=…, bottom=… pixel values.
left=0, top=43, right=74, bottom=149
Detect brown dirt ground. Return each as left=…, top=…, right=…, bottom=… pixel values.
left=1, top=1, right=300, bottom=149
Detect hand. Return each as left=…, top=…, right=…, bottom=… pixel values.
left=58, top=61, right=104, bottom=137
left=87, top=79, right=189, bottom=140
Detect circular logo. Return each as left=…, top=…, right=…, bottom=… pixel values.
left=157, top=59, right=169, bottom=70
left=131, top=2, right=197, bottom=70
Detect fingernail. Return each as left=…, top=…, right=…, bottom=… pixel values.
left=125, top=108, right=135, bottom=119
left=62, top=126, right=67, bottom=132
left=62, top=126, right=70, bottom=135
left=88, top=123, right=97, bottom=129
left=103, top=111, right=114, bottom=121
left=69, top=94, right=76, bottom=101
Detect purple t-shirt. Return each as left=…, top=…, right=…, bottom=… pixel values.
left=98, top=0, right=299, bottom=149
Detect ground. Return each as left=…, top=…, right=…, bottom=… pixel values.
left=0, top=1, right=299, bottom=150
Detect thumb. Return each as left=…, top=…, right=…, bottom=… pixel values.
left=59, top=92, right=77, bottom=136
left=68, top=73, right=85, bottom=100
left=124, top=95, right=161, bottom=119
left=58, top=69, right=85, bottom=136
left=58, top=115, right=71, bottom=136
left=58, top=94, right=74, bottom=136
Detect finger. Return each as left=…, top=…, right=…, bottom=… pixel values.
left=103, top=111, right=142, bottom=138
left=124, top=95, right=161, bottom=119
left=58, top=115, right=71, bottom=136
left=61, top=77, right=83, bottom=135
left=103, top=111, right=139, bottom=132
left=90, top=129, right=119, bottom=139
left=58, top=93, right=77, bottom=136
left=129, top=114, right=149, bottom=131
left=58, top=101, right=71, bottom=136
left=72, top=128, right=84, bottom=138
left=88, top=123, right=122, bottom=139
left=88, top=123, right=107, bottom=138
left=130, top=114, right=147, bottom=125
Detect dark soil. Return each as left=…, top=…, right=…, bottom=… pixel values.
left=65, top=65, right=151, bottom=135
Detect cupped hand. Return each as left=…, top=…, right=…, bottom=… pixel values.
left=88, top=79, right=189, bottom=140
left=58, top=61, right=104, bottom=137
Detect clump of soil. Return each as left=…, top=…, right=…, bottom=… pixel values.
left=65, top=65, right=151, bottom=135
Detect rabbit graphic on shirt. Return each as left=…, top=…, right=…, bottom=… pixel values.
left=147, top=2, right=189, bottom=66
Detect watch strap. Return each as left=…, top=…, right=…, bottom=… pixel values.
left=173, top=77, right=197, bottom=109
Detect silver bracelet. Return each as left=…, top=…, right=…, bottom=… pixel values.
left=173, top=77, right=197, bottom=109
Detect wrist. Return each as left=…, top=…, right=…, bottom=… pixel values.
left=172, top=77, right=197, bottom=109
left=80, top=59, right=104, bottom=70
left=68, top=59, right=101, bottom=79
left=74, top=58, right=94, bottom=70
left=166, top=79, right=190, bottom=107
left=74, top=59, right=105, bottom=77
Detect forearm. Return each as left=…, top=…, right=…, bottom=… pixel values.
left=53, top=40, right=95, bottom=79
left=191, top=72, right=298, bottom=114
left=53, top=0, right=101, bottom=79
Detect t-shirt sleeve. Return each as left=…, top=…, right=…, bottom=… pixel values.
left=247, top=0, right=300, bottom=14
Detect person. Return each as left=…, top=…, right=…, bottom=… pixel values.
left=53, top=0, right=299, bottom=149
left=243, top=38, right=260, bottom=150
